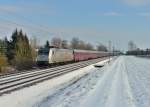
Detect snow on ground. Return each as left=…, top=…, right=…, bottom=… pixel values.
left=125, top=57, right=150, bottom=107
left=0, top=58, right=111, bottom=107
left=81, top=56, right=135, bottom=107
left=0, top=56, right=150, bottom=107
left=81, top=56, right=150, bottom=107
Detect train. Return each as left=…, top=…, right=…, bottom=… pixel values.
left=36, top=47, right=114, bottom=66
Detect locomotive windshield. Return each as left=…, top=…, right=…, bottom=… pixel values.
left=38, top=48, right=49, bottom=55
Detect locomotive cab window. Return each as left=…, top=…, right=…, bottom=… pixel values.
left=38, top=48, right=49, bottom=55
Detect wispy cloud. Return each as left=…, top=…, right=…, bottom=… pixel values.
left=0, top=4, right=55, bottom=16
left=138, top=12, right=150, bottom=18
left=100, top=12, right=122, bottom=16
left=0, top=5, right=19, bottom=13
left=123, top=0, right=150, bottom=6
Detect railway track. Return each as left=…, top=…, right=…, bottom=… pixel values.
left=0, top=58, right=101, bottom=79
left=0, top=57, right=108, bottom=96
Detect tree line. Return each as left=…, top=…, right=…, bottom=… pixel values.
left=126, top=49, right=150, bottom=55
left=0, top=29, right=108, bottom=73
left=44, top=37, right=108, bottom=51
left=126, top=41, right=150, bottom=56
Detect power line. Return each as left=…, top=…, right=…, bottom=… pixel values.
left=0, top=16, right=51, bottom=34
left=0, top=8, right=51, bottom=32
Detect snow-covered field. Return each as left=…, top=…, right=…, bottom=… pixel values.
left=0, top=56, right=150, bottom=107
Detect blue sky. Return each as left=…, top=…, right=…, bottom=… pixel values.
left=0, top=0, right=150, bottom=50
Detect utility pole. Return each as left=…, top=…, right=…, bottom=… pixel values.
left=113, top=46, right=115, bottom=56
left=108, top=41, right=112, bottom=63
left=108, top=40, right=112, bottom=52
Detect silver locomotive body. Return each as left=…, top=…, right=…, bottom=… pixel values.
left=36, top=48, right=74, bottom=65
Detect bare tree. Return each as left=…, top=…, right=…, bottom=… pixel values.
left=128, top=41, right=137, bottom=51
left=70, top=37, right=94, bottom=50
left=85, top=43, right=94, bottom=50
left=78, top=40, right=86, bottom=49
left=61, top=40, right=68, bottom=49
left=70, top=37, right=79, bottom=49
left=97, top=43, right=107, bottom=51
left=30, top=36, right=38, bottom=61
left=30, top=36, right=38, bottom=49
left=51, top=37, right=62, bottom=48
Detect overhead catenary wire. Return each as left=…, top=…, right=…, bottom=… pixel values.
left=0, top=7, right=52, bottom=30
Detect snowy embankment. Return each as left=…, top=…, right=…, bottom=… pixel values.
left=81, top=56, right=150, bottom=107
left=0, top=58, right=111, bottom=107
left=81, top=56, right=135, bottom=107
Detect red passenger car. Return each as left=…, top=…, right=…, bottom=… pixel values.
left=73, top=50, right=99, bottom=61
